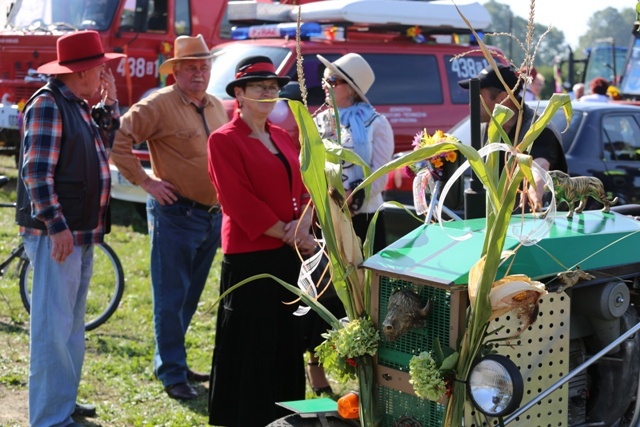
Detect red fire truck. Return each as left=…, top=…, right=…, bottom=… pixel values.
left=0, top=0, right=234, bottom=157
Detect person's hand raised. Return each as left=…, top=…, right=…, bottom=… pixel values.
left=100, top=67, right=118, bottom=106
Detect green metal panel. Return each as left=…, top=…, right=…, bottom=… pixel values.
left=377, top=383, right=445, bottom=426
left=376, top=277, right=451, bottom=370
left=275, top=398, right=337, bottom=414
left=363, top=211, right=640, bottom=286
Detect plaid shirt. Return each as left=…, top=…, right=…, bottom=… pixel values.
left=20, top=79, right=118, bottom=245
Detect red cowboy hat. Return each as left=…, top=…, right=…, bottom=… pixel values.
left=37, top=30, right=125, bottom=75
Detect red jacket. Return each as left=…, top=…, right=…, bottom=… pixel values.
left=208, top=115, right=308, bottom=254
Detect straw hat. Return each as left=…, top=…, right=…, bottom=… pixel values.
left=225, top=55, right=290, bottom=98
left=158, top=34, right=216, bottom=75
left=317, top=53, right=375, bottom=104
left=37, top=31, right=125, bottom=75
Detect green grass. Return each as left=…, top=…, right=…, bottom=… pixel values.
left=0, top=154, right=218, bottom=426
left=0, top=156, right=351, bottom=426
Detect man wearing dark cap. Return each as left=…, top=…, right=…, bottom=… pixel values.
left=459, top=64, right=567, bottom=209
left=17, top=30, right=123, bottom=426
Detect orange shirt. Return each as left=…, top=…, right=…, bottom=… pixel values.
left=112, top=84, right=228, bottom=206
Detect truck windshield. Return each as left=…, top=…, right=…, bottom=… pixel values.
left=206, top=45, right=291, bottom=100
left=620, top=36, right=640, bottom=97
left=583, top=44, right=627, bottom=93
left=6, top=0, right=119, bottom=31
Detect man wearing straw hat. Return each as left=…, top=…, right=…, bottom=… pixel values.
left=16, top=30, right=123, bottom=426
left=111, top=34, right=227, bottom=401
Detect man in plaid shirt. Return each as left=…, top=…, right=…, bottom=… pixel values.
left=16, top=31, right=123, bottom=427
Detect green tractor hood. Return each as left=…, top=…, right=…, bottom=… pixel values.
left=363, top=210, right=640, bottom=288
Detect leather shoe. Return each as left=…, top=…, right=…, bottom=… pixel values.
left=165, top=382, right=198, bottom=400
left=73, top=402, right=96, bottom=417
left=187, top=369, right=209, bottom=383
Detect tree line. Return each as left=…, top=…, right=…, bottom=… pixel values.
left=481, top=0, right=636, bottom=96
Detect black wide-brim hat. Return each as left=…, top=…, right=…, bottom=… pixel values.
left=225, top=55, right=290, bottom=98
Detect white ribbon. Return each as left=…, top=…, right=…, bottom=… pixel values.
left=413, top=169, right=435, bottom=216
left=293, top=238, right=326, bottom=316
left=413, top=142, right=556, bottom=245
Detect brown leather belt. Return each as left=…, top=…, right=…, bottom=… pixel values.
left=174, top=196, right=221, bottom=214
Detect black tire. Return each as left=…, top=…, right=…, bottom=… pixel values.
left=267, top=414, right=358, bottom=427
left=583, top=306, right=640, bottom=425
left=19, top=241, right=125, bottom=331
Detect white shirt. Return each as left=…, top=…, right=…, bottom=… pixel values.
left=579, top=93, right=610, bottom=103
left=315, top=109, right=395, bottom=214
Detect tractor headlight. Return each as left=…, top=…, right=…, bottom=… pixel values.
left=467, top=354, right=523, bottom=417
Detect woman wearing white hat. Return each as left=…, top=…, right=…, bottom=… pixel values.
left=308, top=53, right=394, bottom=395
left=315, top=53, right=394, bottom=250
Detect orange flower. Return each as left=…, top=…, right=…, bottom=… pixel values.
left=430, top=157, right=444, bottom=168
left=445, top=151, right=457, bottom=163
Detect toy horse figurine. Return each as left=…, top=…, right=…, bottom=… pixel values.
left=548, top=171, right=618, bottom=218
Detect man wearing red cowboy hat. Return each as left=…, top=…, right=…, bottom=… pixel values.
left=111, top=34, right=228, bottom=401
left=16, top=30, right=123, bottom=426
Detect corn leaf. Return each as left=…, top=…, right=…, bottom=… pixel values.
left=486, top=104, right=514, bottom=145
left=209, top=273, right=341, bottom=330
left=324, top=139, right=372, bottom=203
left=289, top=99, right=358, bottom=319
left=351, top=141, right=502, bottom=209
left=518, top=94, right=572, bottom=153
left=289, top=99, right=374, bottom=319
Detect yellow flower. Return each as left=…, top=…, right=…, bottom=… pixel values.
left=607, top=85, right=622, bottom=100
left=406, top=26, right=422, bottom=38
left=411, top=130, right=460, bottom=171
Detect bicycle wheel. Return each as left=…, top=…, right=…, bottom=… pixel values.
left=19, top=241, right=125, bottom=331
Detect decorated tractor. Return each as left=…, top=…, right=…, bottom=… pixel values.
left=271, top=203, right=640, bottom=426
left=263, top=4, right=640, bottom=425
left=265, top=77, right=640, bottom=426
left=360, top=208, right=640, bottom=426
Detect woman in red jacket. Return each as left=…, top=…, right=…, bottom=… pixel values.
left=207, top=56, right=315, bottom=427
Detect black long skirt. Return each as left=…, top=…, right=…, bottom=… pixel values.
left=208, top=245, right=305, bottom=427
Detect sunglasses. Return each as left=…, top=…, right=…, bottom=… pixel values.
left=324, top=75, right=347, bottom=88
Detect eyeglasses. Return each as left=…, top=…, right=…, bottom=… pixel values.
left=246, top=83, right=280, bottom=94
left=324, top=75, right=347, bottom=88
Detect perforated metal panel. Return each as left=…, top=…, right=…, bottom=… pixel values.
left=370, top=272, right=570, bottom=426
left=465, top=292, right=570, bottom=426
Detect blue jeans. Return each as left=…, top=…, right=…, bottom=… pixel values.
left=23, top=234, right=94, bottom=427
left=147, top=197, right=221, bottom=387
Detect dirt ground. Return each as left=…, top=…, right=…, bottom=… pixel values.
left=0, top=383, right=28, bottom=426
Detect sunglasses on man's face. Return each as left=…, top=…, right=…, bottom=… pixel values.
left=324, top=75, right=347, bottom=88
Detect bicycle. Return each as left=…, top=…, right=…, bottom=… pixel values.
left=0, top=175, right=125, bottom=331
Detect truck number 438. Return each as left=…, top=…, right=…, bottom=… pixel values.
left=450, top=57, right=489, bottom=79
left=116, top=57, right=158, bottom=79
